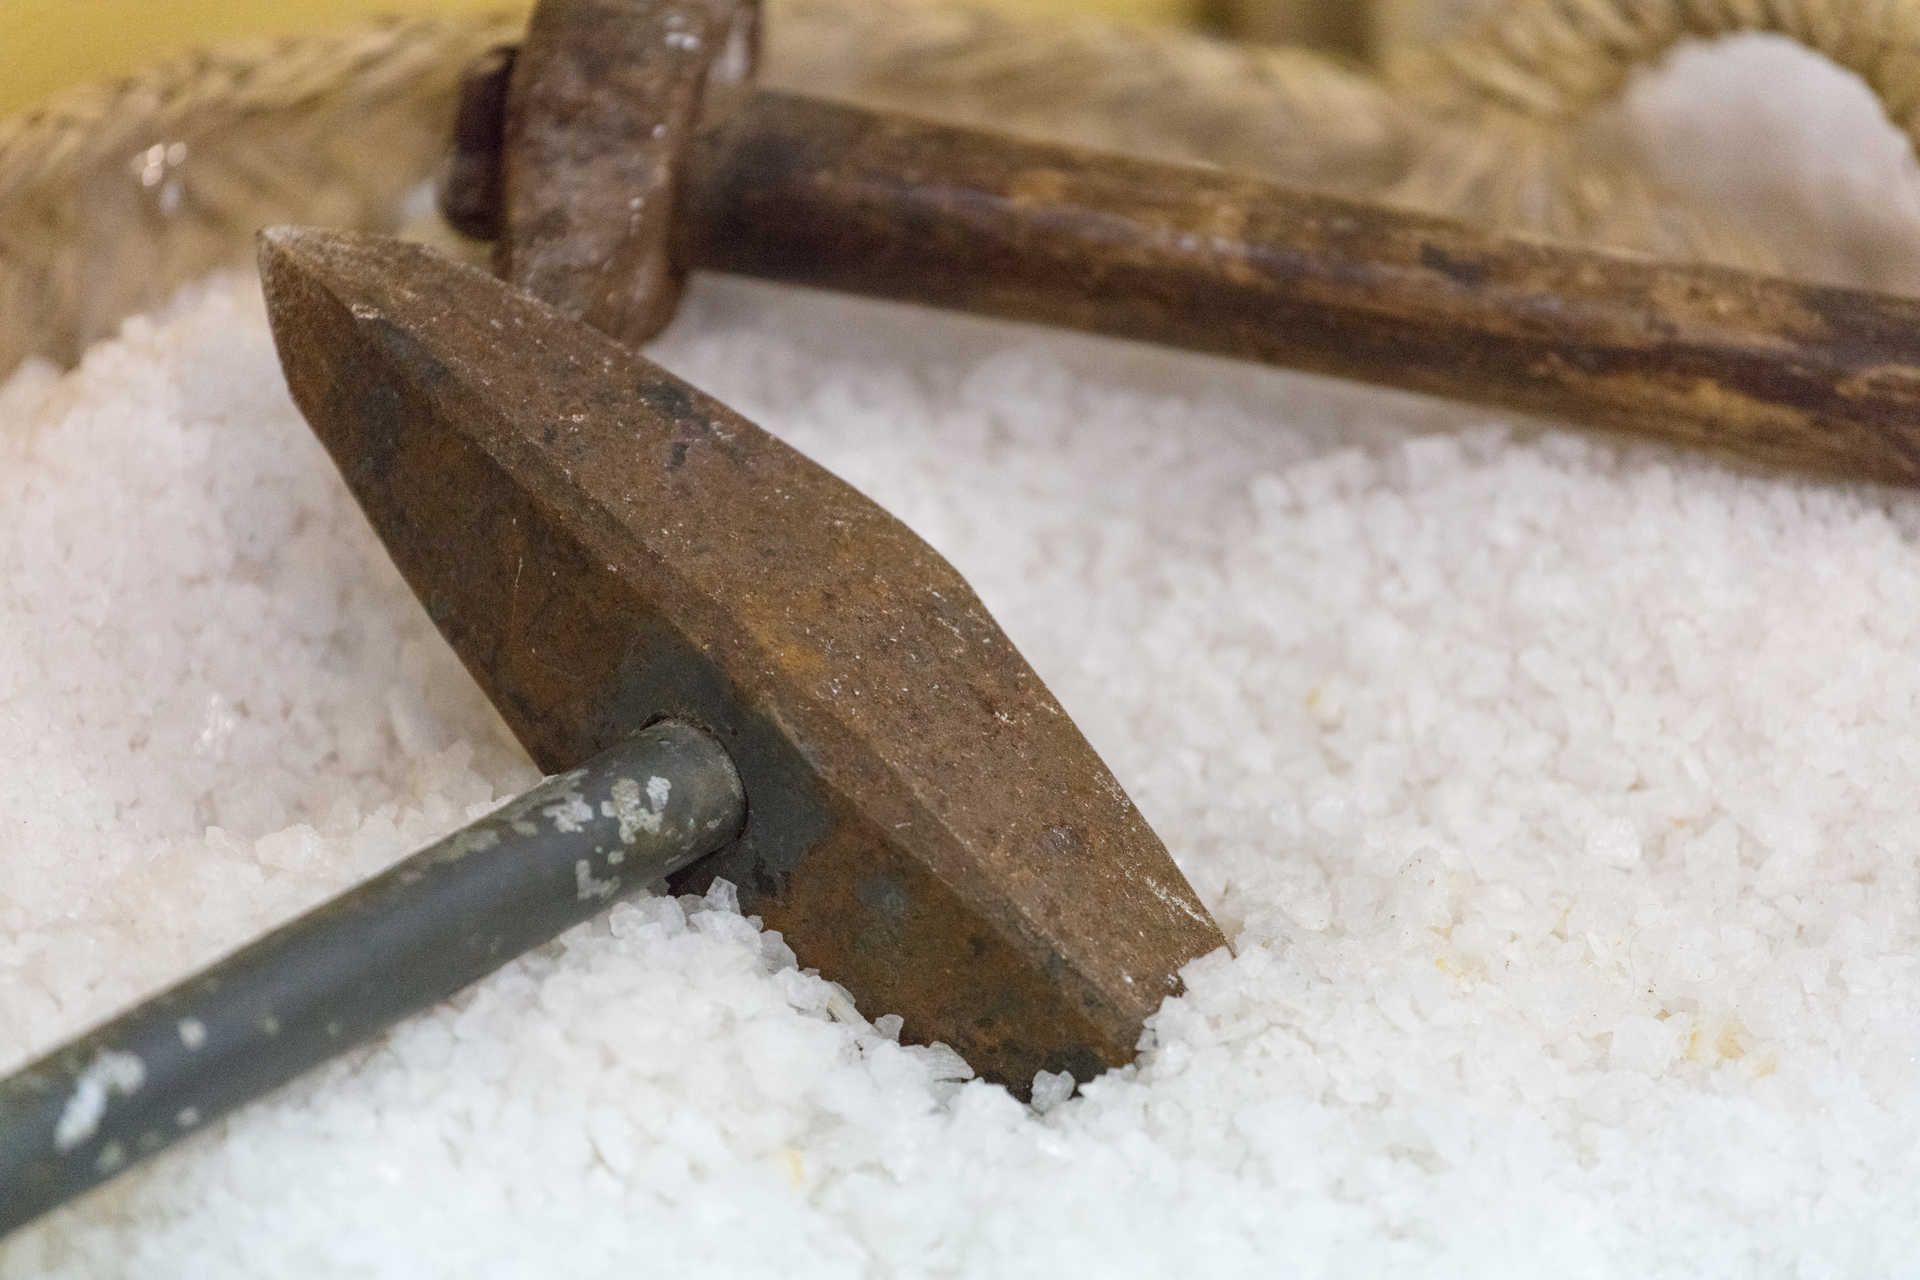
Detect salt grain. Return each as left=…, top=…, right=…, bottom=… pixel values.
left=1029, top=1071, right=1076, bottom=1114
left=52, top=1051, right=146, bottom=1153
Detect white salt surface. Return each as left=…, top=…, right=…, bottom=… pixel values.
left=9, top=40, right=1920, bottom=1278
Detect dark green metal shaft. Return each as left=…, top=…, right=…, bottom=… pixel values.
left=0, top=720, right=744, bottom=1238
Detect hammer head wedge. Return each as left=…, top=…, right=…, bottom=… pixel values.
left=258, top=228, right=1224, bottom=1087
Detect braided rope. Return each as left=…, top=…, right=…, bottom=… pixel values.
left=0, top=15, right=518, bottom=373
left=1388, top=0, right=1920, bottom=137
left=0, top=18, right=510, bottom=204
left=1376, top=0, right=1920, bottom=286
left=768, top=0, right=1416, bottom=193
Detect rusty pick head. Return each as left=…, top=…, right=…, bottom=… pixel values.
left=257, top=227, right=1224, bottom=1088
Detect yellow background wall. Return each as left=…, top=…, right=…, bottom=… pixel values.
left=0, top=0, right=1199, bottom=117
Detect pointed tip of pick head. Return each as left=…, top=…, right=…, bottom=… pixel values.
left=256, top=226, right=400, bottom=308
left=255, top=223, right=336, bottom=283
left=258, top=224, right=468, bottom=303
left=257, top=225, right=366, bottom=335
left=254, top=227, right=474, bottom=508
left=255, top=228, right=482, bottom=412
left=255, top=223, right=307, bottom=252
left=257, top=227, right=372, bottom=427
left=256, top=222, right=373, bottom=262
left=256, top=224, right=311, bottom=299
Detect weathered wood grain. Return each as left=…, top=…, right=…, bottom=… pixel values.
left=679, top=90, right=1920, bottom=486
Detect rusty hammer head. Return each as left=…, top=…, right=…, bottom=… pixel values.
left=258, top=226, right=1223, bottom=1089
left=439, top=0, right=763, bottom=344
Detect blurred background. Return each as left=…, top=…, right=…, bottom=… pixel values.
left=0, top=0, right=1423, bottom=116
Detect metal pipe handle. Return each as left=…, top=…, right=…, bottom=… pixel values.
left=0, top=720, right=745, bottom=1237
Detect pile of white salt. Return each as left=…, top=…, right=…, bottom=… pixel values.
left=5, top=34, right=1920, bottom=1279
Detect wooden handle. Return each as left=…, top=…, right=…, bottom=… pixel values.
left=681, top=89, right=1920, bottom=486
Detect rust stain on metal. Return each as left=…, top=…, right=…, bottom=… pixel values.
left=453, top=0, right=1920, bottom=487
left=258, top=227, right=1225, bottom=1089
left=497, top=0, right=759, bottom=344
